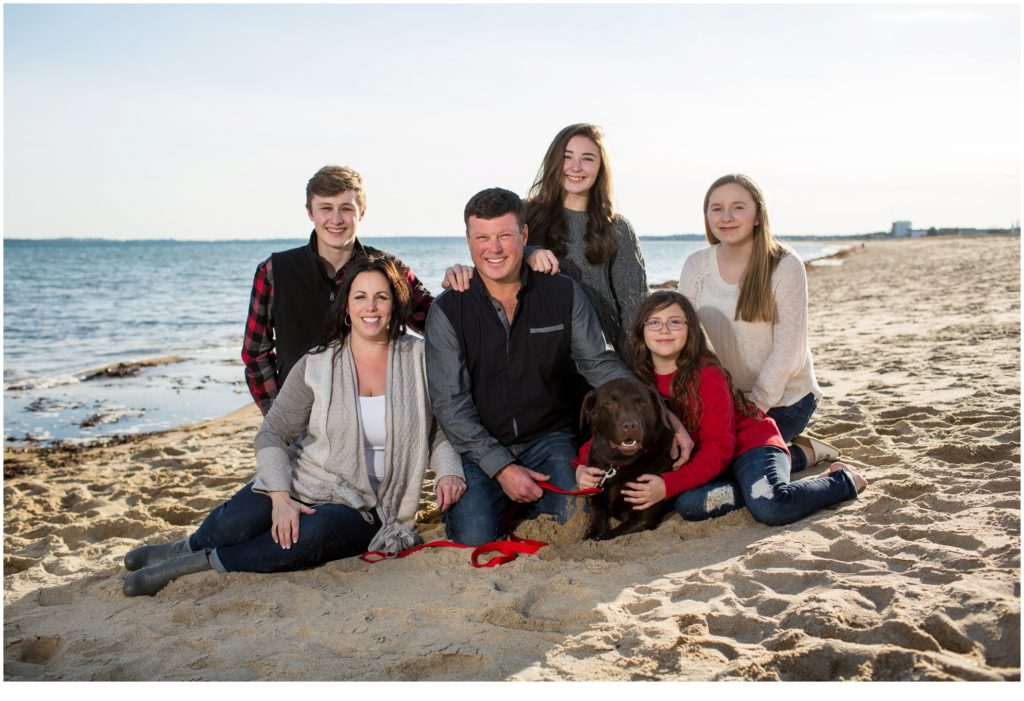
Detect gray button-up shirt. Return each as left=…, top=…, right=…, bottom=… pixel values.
left=425, top=269, right=634, bottom=477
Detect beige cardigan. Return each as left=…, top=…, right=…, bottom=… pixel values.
left=252, top=334, right=463, bottom=554
left=679, top=246, right=822, bottom=411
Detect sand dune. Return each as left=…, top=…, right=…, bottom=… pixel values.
left=4, top=236, right=1019, bottom=680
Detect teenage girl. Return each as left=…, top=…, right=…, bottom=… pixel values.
left=443, top=123, right=648, bottom=357
left=576, top=291, right=865, bottom=526
left=521, top=123, right=648, bottom=355
left=678, top=173, right=838, bottom=473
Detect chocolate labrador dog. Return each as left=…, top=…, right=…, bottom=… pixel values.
left=580, top=377, right=676, bottom=541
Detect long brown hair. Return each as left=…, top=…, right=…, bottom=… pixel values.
left=629, top=290, right=756, bottom=434
left=703, top=174, right=790, bottom=323
left=525, top=123, right=617, bottom=265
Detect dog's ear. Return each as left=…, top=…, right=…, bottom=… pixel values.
left=580, top=389, right=598, bottom=430
left=647, top=384, right=674, bottom=432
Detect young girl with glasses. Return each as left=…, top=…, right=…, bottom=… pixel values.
left=577, top=290, right=866, bottom=527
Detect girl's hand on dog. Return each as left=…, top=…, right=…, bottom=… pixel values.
left=622, top=475, right=666, bottom=510
left=576, top=465, right=606, bottom=490
left=666, top=413, right=694, bottom=467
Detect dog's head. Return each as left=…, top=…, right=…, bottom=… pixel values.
left=581, top=378, right=673, bottom=465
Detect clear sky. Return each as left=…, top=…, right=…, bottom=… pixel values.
left=3, top=1, right=1020, bottom=238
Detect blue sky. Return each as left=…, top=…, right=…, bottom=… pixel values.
left=3, top=2, right=1020, bottom=238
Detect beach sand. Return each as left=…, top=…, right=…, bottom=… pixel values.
left=4, top=236, right=1020, bottom=681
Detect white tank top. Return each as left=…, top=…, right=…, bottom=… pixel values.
left=358, top=395, right=387, bottom=492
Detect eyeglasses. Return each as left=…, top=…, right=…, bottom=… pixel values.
left=643, top=318, right=687, bottom=332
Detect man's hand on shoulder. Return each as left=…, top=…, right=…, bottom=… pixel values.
left=495, top=463, right=548, bottom=503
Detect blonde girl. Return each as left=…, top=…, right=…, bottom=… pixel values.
left=678, top=174, right=838, bottom=474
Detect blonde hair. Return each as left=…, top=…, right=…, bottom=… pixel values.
left=703, top=174, right=790, bottom=323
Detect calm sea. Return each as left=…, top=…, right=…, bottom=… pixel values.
left=2, top=236, right=842, bottom=444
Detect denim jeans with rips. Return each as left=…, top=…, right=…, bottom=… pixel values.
left=767, top=392, right=818, bottom=473
left=672, top=446, right=857, bottom=527
left=444, top=429, right=579, bottom=546
left=188, top=483, right=381, bottom=573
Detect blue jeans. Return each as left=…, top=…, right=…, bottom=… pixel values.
left=673, top=446, right=857, bottom=527
left=767, top=392, right=817, bottom=473
left=188, top=483, right=381, bottom=573
left=444, top=430, right=579, bottom=546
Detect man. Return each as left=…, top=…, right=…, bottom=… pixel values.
left=242, top=165, right=433, bottom=414
left=425, top=187, right=636, bottom=546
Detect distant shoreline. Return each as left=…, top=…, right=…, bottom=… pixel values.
left=5, top=232, right=1019, bottom=243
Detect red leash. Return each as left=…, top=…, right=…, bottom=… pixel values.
left=360, top=482, right=601, bottom=568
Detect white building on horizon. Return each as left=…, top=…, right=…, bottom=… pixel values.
left=891, top=221, right=912, bottom=237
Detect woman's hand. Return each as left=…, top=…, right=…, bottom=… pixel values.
left=526, top=248, right=560, bottom=275
left=435, top=475, right=467, bottom=512
left=621, top=475, right=666, bottom=511
left=667, top=412, right=693, bottom=467
left=441, top=263, right=474, bottom=291
left=576, top=465, right=606, bottom=490
left=269, top=491, right=316, bottom=549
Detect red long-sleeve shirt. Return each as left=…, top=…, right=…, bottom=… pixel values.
left=573, top=366, right=788, bottom=501
left=657, top=367, right=787, bottom=499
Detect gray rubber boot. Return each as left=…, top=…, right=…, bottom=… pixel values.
left=124, top=539, right=191, bottom=571
left=123, top=550, right=212, bottom=597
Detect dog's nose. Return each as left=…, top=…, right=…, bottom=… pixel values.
left=620, top=419, right=639, bottom=433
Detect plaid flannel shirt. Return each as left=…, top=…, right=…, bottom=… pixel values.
left=241, top=239, right=433, bottom=414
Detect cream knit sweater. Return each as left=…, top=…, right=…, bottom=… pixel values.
left=678, top=246, right=821, bottom=412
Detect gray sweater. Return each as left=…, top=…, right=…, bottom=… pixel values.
left=252, top=335, right=463, bottom=554
left=556, top=209, right=649, bottom=357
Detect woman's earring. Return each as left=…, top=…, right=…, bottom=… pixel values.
left=344, top=314, right=352, bottom=327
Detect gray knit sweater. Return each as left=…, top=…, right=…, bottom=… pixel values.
left=556, top=209, right=649, bottom=356
left=251, top=335, right=463, bottom=554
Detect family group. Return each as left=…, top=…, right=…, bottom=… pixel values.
left=122, top=124, right=867, bottom=597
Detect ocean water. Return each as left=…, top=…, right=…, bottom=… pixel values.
left=2, top=236, right=842, bottom=444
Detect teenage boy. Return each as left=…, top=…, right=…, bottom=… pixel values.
left=242, top=165, right=433, bottom=414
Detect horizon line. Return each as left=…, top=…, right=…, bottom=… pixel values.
left=2, top=232, right=896, bottom=243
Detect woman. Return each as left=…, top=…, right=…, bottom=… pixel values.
left=678, top=174, right=839, bottom=473
left=122, top=257, right=465, bottom=597
left=443, top=123, right=648, bottom=357
left=577, top=291, right=865, bottom=525
left=523, top=123, right=648, bottom=356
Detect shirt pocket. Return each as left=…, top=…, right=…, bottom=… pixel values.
left=530, top=324, right=565, bottom=335
left=526, top=324, right=569, bottom=383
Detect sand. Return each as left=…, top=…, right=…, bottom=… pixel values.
left=3, top=236, right=1020, bottom=681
